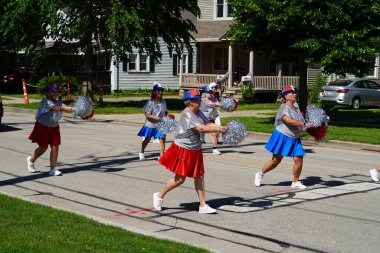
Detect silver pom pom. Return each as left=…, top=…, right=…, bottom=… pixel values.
left=220, top=98, right=238, bottom=112
left=73, top=96, right=93, bottom=118
left=155, top=117, right=178, bottom=134
left=305, top=105, right=330, bottom=127
left=222, top=120, right=247, bottom=145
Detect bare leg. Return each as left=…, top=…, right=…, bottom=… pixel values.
left=292, top=156, right=304, bottom=182
left=158, top=174, right=186, bottom=198
left=375, top=164, right=380, bottom=172
left=140, top=138, right=151, bottom=153
left=50, top=145, right=59, bottom=169
left=212, top=133, right=218, bottom=148
left=262, top=154, right=283, bottom=174
left=194, top=175, right=206, bottom=207
left=31, top=146, right=48, bottom=163
left=159, top=136, right=166, bottom=157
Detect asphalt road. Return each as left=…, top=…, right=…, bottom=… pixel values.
left=1, top=111, right=380, bottom=253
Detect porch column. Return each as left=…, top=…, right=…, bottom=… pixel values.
left=375, top=56, right=380, bottom=78
left=110, top=55, right=119, bottom=91
left=228, top=45, right=233, bottom=89
left=179, top=48, right=184, bottom=87
left=249, top=51, right=254, bottom=76
left=277, top=64, right=282, bottom=89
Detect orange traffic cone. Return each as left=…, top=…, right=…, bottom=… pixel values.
left=67, top=82, right=71, bottom=102
left=22, top=79, right=29, bottom=104
left=99, top=82, right=103, bottom=103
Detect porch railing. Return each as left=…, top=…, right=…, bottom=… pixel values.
left=180, top=73, right=228, bottom=89
left=253, top=76, right=299, bottom=90
left=181, top=73, right=299, bottom=91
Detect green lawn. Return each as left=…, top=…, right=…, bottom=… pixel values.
left=0, top=194, right=209, bottom=253
left=222, top=116, right=380, bottom=145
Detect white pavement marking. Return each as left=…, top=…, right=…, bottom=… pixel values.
left=219, top=182, right=380, bottom=213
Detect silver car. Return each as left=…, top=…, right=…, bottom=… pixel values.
left=318, top=78, right=380, bottom=109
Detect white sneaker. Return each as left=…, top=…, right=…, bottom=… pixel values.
left=291, top=181, right=307, bottom=189
left=212, top=149, right=221, bottom=155
left=48, top=168, right=62, bottom=176
left=153, top=192, right=163, bottom=211
left=369, top=169, right=379, bottom=182
left=27, top=156, right=36, bottom=173
left=199, top=204, right=217, bottom=214
left=138, top=153, right=146, bottom=161
left=254, top=171, right=264, bottom=187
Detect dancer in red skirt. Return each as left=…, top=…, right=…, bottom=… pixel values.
left=27, top=83, right=73, bottom=176
left=153, top=89, right=227, bottom=214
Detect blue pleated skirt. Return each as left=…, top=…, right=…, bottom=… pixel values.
left=265, top=129, right=305, bottom=157
left=137, top=126, right=166, bottom=139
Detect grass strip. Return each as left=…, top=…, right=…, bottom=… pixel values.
left=0, top=194, right=209, bottom=253
left=222, top=116, right=380, bottom=145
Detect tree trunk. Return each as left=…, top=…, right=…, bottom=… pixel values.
left=84, top=48, right=94, bottom=100
left=298, top=62, right=308, bottom=112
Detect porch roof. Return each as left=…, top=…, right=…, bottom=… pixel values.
left=190, top=18, right=233, bottom=42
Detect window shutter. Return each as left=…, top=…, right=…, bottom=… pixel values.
left=150, top=57, right=155, bottom=72
left=121, top=56, right=128, bottom=72
left=188, top=54, right=193, bottom=73
left=173, top=54, right=178, bottom=76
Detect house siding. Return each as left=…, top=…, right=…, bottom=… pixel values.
left=111, top=39, right=196, bottom=90
left=198, top=0, right=214, bottom=20
left=307, top=67, right=323, bottom=87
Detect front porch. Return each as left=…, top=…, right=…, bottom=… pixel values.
left=180, top=73, right=299, bottom=97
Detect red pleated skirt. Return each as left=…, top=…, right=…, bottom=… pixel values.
left=158, top=143, right=204, bottom=178
left=29, top=122, right=61, bottom=148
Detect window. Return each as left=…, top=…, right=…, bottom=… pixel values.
left=173, top=54, right=193, bottom=76
left=213, top=47, right=228, bottom=71
left=366, top=80, right=380, bottom=89
left=354, top=81, right=367, bottom=89
left=122, top=53, right=150, bottom=72
left=177, top=54, right=187, bottom=74
left=216, top=0, right=233, bottom=19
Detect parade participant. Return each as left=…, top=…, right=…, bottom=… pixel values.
left=369, top=165, right=380, bottom=182
left=200, top=86, right=222, bottom=155
left=27, top=83, right=74, bottom=176
left=209, top=82, right=223, bottom=144
left=137, top=83, right=167, bottom=160
left=209, top=82, right=220, bottom=102
left=153, top=89, right=227, bottom=214
left=254, top=86, right=312, bottom=189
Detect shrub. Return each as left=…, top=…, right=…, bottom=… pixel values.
left=308, top=73, right=326, bottom=103
left=241, top=81, right=255, bottom=103
left=37, top=73, right=79, bottom=95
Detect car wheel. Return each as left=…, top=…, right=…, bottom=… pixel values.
left=351, top=97, right=361, bottom=109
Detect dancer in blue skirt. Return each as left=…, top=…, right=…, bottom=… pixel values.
left=254, top=85, right=312, bottom=189
left=137, top=83, right=167, bottom=160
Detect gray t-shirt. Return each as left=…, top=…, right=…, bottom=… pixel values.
left=143, top=99, right=167, bottom=128
left=199, top=98, right=219, bottom=120
left=174, top=109, right=209, bottom=150
left=275, top=103, right=305, bottom=138
left=35, top=98, right=65, bottom=127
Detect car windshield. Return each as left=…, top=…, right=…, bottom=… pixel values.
left=328, top=80, right=353, bottom=87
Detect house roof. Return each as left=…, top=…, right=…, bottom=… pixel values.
left=192, top=20, right=232, bottom=42
left=182, top=11, right=232, bottom=42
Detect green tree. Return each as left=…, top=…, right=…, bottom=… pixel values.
left=0, top=0, right=200, bottom=98
left=228, top=0, right=380, bottom=111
